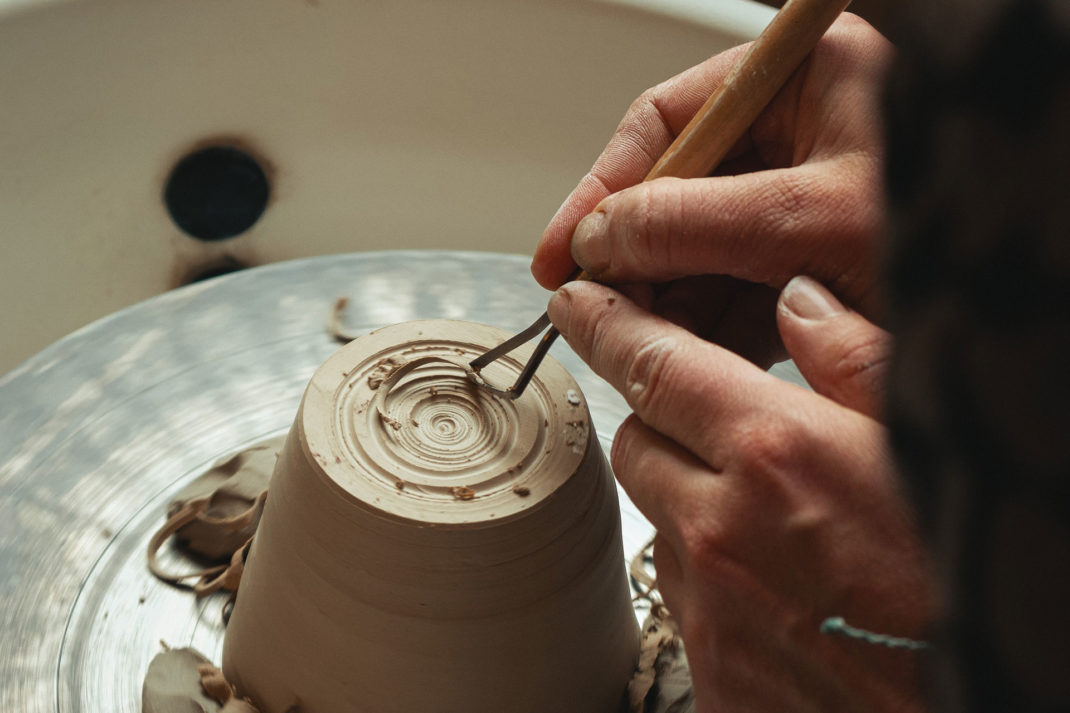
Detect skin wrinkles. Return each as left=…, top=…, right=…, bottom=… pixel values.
left=537, top=17, right=934, bottom=712
left=547, top=277, right=933, bottom=712
left=623, top=334, right=679, bottom=413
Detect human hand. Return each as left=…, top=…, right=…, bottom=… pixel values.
left=533, top=15, right=892, bottom=369
left=547, top=277, right=934, bottom=712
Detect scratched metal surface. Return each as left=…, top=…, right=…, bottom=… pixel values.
left=0, top=250, right=805, bottom=712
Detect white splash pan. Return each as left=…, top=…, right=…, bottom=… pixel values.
left=0, top=0, right=773, bottom=373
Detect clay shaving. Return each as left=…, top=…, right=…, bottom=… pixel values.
left=142, top=646, right=223, bottom=713
left=376, top=408, right=403, bottom=431
left=328, top=297, right=360, bottom=343
left=197, top=662, right=262, bottom=712
left=628, top=611, right=688, bottom=713
left=624, top=537, right=695, bottom=713
left=146, top=437, right=282, bottom=603
left=512, top=485, right=531, bottom=497
left=450, top=486, right=476, bottom=501
left=367, top=357, right=401, bottom=390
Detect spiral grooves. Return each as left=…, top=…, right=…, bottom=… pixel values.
left=324, top=329, right=585, bottom=524
left=373, top=356, right=525, bottom=476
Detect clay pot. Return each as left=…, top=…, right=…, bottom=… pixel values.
left=222, top=319, right=639, bottom=713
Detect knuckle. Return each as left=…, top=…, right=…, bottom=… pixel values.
left=830, top=331, right=889, bottom=389
left=756, top=174, right=813, bottom=246
left=615, top=91, right=662, bottom=166
left=833, top=11, right=869, bottom=32
left=729, top=416, right=803, bottom=476
left=775, top=173, right=817, bottom=225
left=623, top=335, right=679, bottom=415
left=622, top=88, right=657, bottom=127
left=758, top=172, right=869, bottom=276
left=678, top=519, right=716, bottom=563
left=834, top=11, right=888, bottom=49
left=826, top=163, right=881, bottom=234
left=677, top=519, right=738, bottom=581
left=817, top=13, right=892, bottom=76
left=612, top=180, right=687, bottom=274
left=624, top=185, right=659, bottom=266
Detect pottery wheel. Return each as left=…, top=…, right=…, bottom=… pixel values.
left=0, top=251, right=657, bottom=713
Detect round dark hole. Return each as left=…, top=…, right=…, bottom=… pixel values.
left=164, top=145, right=270, bottom=241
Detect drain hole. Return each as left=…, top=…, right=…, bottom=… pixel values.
left=164, top=145, right=270, bottom=241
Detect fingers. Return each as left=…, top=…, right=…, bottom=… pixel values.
left=776, top=276, right=890, bottom=419
left=610, top=414, right=713, bottom=552
left=547, top=281, right=772, bottom=465
left=530, top=44, right=752, bottom=289
left=651, top=532, right=681, bottom=594
left=566, top=158, right=882, bottom=314
left=532, top=14, right=892, bottom=315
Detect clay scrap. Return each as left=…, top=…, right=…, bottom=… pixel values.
left=146, top=436, right=284, bottom=599
left=142, top=646, right=225, bottom=713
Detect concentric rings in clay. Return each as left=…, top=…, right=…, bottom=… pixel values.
left=318, top=324, right=589, bottom=525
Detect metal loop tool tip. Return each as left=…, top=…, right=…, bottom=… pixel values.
left=466, top=313, right=559, bottom=400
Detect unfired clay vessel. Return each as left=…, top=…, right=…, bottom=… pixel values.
left=222, top=319, right=639, bottom=713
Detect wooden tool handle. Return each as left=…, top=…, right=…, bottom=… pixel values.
left=648, top=0, right=852, bottom=180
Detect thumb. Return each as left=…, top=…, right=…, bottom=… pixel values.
left=776, top=276, right=890, bottom=420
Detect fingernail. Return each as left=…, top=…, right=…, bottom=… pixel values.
left=547, top=287, right=573, bottom=337
left=780, top=276, right=846, bottom=320
left=571, top=210, right=609, bottom=273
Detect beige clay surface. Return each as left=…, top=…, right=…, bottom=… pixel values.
left=222, top=319, right=639, bottom=713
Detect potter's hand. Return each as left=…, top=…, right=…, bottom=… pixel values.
left=547, top=278, right=934, bottom=713
left=533, top=15, right=891, bottom=368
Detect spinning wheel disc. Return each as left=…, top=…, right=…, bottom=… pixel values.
left=0, top=251, right=651, bottom=713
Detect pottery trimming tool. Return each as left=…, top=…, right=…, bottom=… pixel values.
left=469, top=0, right=853, bottom=399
